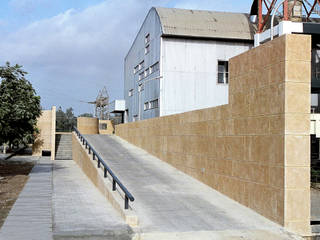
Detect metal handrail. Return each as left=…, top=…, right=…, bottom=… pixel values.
left=73, top=127, right=134, bottom=209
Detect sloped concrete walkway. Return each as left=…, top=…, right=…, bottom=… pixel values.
left=0, top=157, right=53, bottom=240
left=85, top=135, right=302, bottom=240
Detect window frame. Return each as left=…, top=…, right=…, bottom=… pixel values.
left=145, top=44, right=150, bottom=55
left=145, top=33, right=150, bottom=44
left=217, top=60, right=229, bottom=85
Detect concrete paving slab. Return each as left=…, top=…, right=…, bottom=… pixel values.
left=0, top=157, right=53, bottom=240
left=84, top=134, right=303, bottom=239
left=52, top=160, right=133, bottom=240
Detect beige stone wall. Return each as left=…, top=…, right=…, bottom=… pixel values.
left=99, top=120, right=114, bottom=135
left=77, top=117, right=99, bottom=134
left=32, top=106, right=56, bottom=160
left=115, top=35, right=311, bottom=236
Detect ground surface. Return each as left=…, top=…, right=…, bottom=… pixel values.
left=0, top=157, right=53, bottom=240
left=0, top=157, right=132, bottom=240
left=0, top=158, right=35, bottom=228
left=84, top=134, right=302, bottom=239
left=53, top=160, right=132, bottom=239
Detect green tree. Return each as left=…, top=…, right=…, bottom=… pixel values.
left=0, top=62, right=41, bottom=147
left=78, top=113, right=93, bottom=118
left=56, top=107, right=76, bottom=132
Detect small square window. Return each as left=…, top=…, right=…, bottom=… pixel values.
left=138, top=84, right=144, bottom=92
left=149, top=62, right=159, bottom=74
left=99, top=123, right=107, bottom=130
left=149, top=99, right=159, bottom=109
left=217, top=61, right=228, bottom=84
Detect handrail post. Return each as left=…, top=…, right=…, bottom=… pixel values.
left=112, top=179, right=116, bottom=191
left=88, top=147, right=91, bottom=154
left=104, top=168, right=107, bottom=178
left=93, top=153, right=95, bottom=160
left=125, top=195, right=129, bottom=209
left=98, top=159, right=100, bottom=168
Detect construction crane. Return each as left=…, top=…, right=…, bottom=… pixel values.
left=250, top=0, right=320, bottom=33
left=81, top=86, right=109, bottom=120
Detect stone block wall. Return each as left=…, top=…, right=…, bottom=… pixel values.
left=115, top=34, right=311, bottom=236
left=77, top=117, right=99, bottom=134
left=32, top=106, right=56, bottom=160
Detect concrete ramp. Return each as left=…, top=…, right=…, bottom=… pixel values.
left=84, top=134, right=302, bottom=240
left=53, top=160, right=133, bottom=240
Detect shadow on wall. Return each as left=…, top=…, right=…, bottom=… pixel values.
left=32, top=131, right=44, bottom=156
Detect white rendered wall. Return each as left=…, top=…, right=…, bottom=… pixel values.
left=160, top=38, right=252, bottom=116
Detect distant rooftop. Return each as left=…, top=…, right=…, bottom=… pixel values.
left=154, top=7, right=256, bottom=41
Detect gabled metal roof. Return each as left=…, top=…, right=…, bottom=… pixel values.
left=154, top=7, right=256, bottom=41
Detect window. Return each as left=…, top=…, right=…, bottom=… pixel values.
left=149, top=99, right=159, bottom=109
left=145, top=33, right=150, bottom=44
left=139, top=72, right=144, bottom=80
left=149, top=62, right=159, bottom=74
left=145, top=44, right=150, bottom=55
left=144, top=69, right=148, bottom=77
left=144, top=102, right=149, bottom=111
left=138, top=84, right=144, bottom=92
left=217, top=61, right=228, bottom=84
left=128, top=89, right=133, bottom=97
left=138, top=61, right=144, bottom=70
left=134, top=65, right=139, bottom=74
left=99, top=123, right=107, bottom=130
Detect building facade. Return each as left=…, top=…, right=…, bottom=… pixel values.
left=124, top=7, right=254, bottom=122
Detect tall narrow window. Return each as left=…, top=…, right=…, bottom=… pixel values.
left=139, top=61, right=144, bottom=70
left=144, top=102, right=149, bottom=111
left=128, top=89, right=134, bottom=97
left=145, top=33, right=150, bottom=44
left=139, top=72, right=144, bottom=81
left=217, top=61, right=228, bottom=84
left=145, top=44, right=150, bottom=55
left=134, top=65, right=139, bottom=74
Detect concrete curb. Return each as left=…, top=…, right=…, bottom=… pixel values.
left=72, top=132, right=139, bottom=228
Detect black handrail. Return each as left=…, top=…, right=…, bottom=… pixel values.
left=73, top=127, right=134, bottom=209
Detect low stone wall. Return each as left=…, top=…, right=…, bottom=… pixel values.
left=77, top=117, right=99, bottom=134
left=116, top=34, right=311, bottom=236
left=71, top=132, right=138, bottom=227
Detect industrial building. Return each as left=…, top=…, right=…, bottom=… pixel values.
left=124, top=7, right=255, bottom=122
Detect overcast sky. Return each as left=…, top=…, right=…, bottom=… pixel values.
left=0, top=0, right=253, bottom=115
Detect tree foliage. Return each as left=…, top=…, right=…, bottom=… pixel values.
left=78, top=113, right=93, bottom=118
left=56, top=107, right=77, bottom=132
left=0, top=62, right=41, bottom=146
